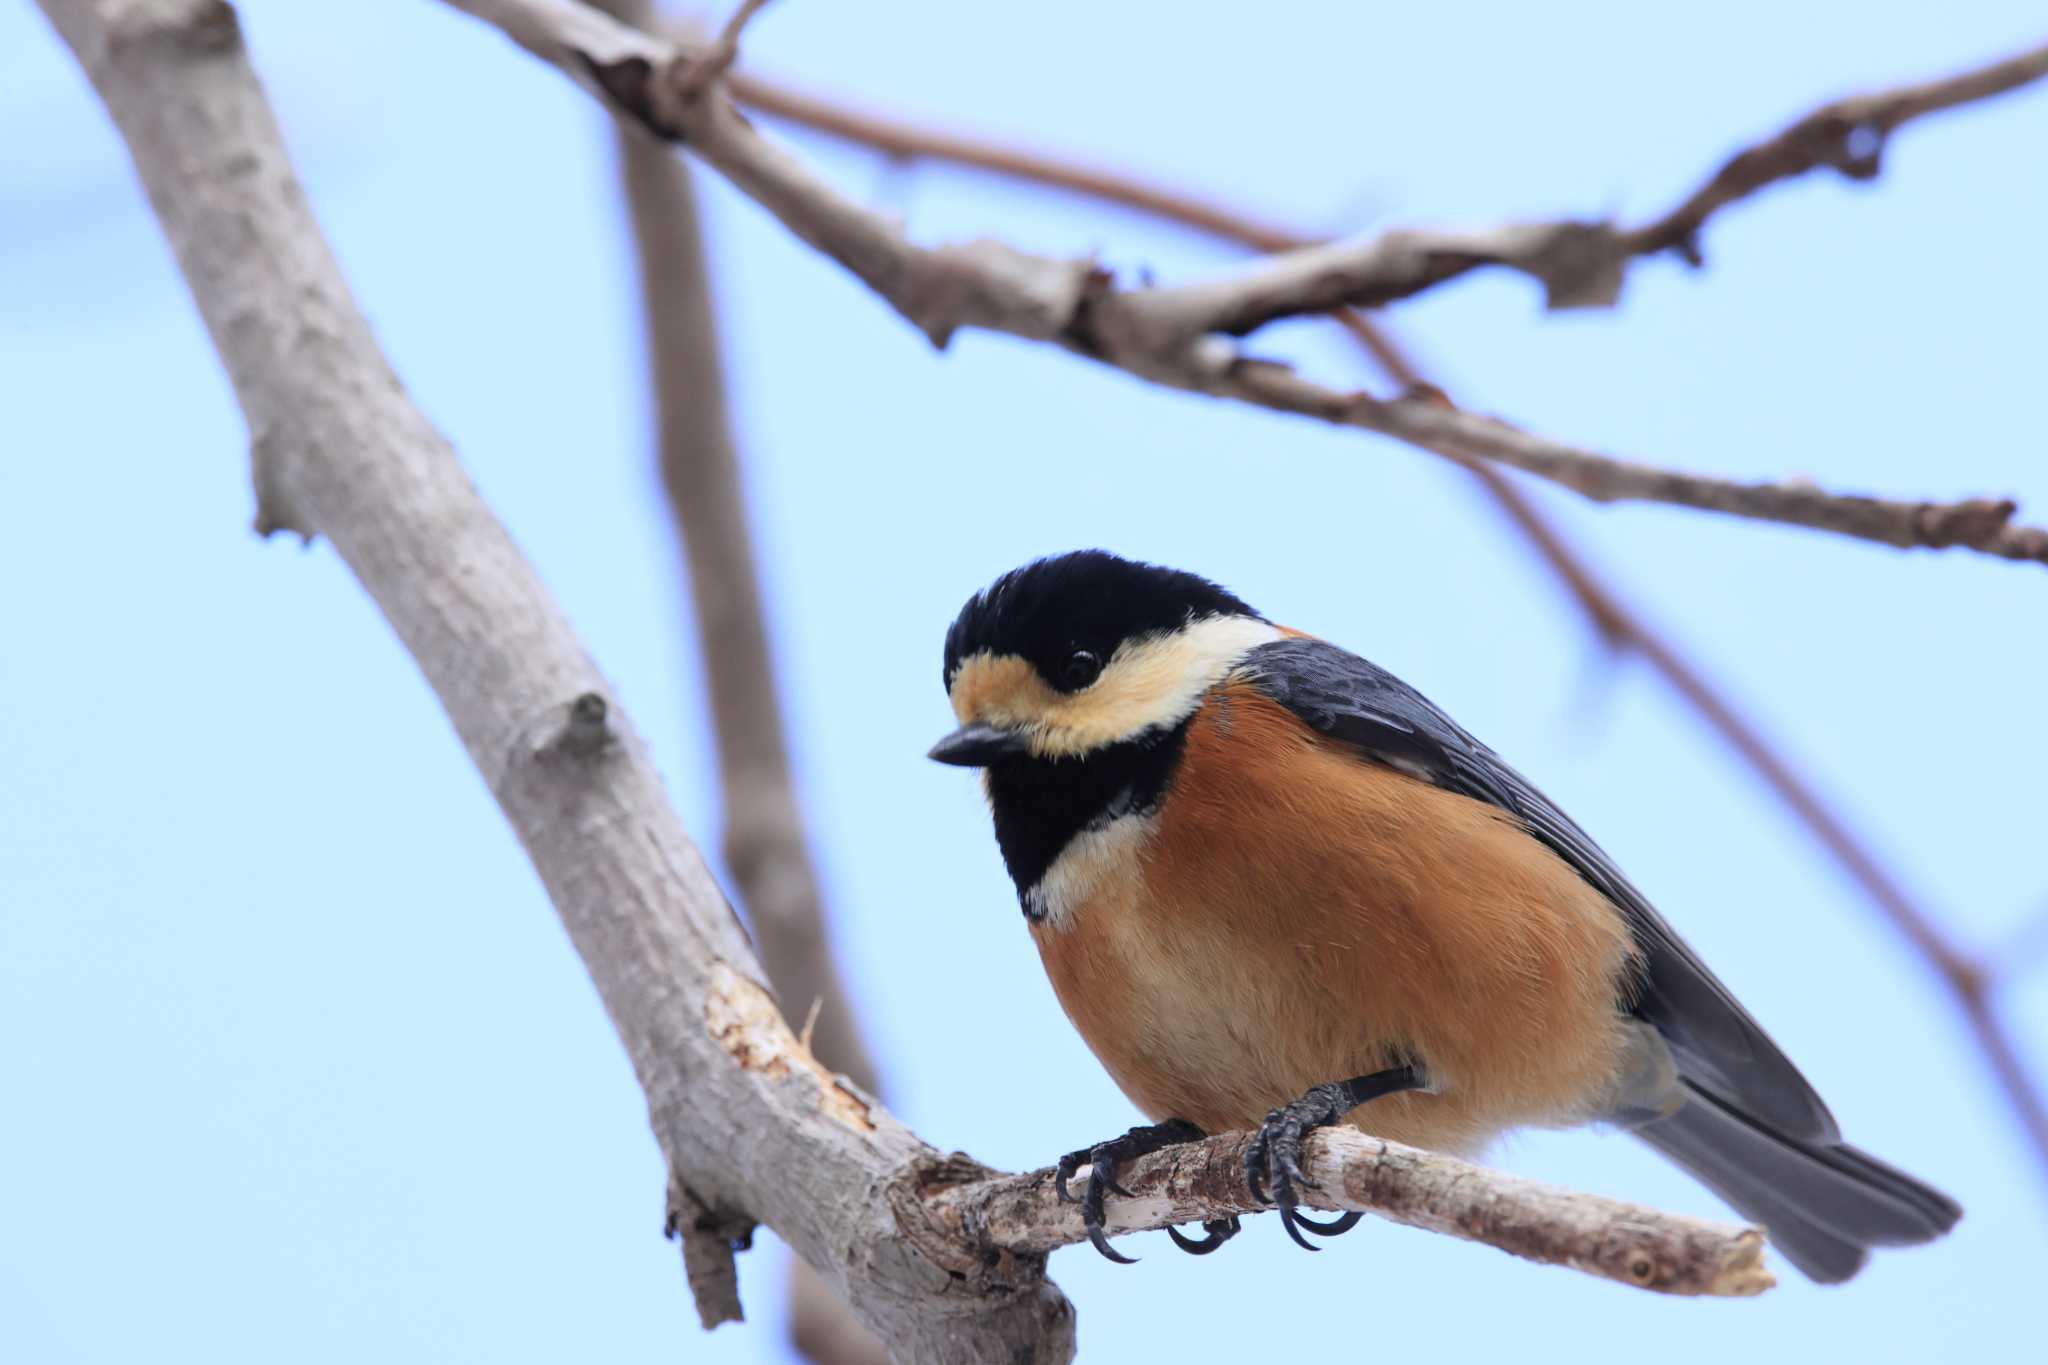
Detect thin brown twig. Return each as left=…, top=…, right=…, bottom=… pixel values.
left=674, top=0, right=771, bottom=99
left=743, top=58, right=2048, bottom=568
left=1230, top=372, right=2048, bottom=566
left=593, top=2, right=885, bottom=1356
left=741, top=42, right=2048, bottom=313
left=460, top=2, right=2048, bottom=567
left=1625, top=39, right=2048, bottom=265
left=723, top=56, right=2048, bottom=1176
left=595, top=0, right=880, bottom=1124
left=729, top=72, right=1308, bottom=253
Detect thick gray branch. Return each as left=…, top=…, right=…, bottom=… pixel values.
left=33, top=1, right=1073, bottom=1360
left=435, top=0, right=2048, bottom=570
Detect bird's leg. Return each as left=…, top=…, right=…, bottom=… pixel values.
left=1244, top=1063, right=1425, bottom=1251
left=1055, top=1117, right=1221, bottom=1263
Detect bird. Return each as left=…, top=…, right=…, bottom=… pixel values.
left=927, top=549, right=1959, bottom=1281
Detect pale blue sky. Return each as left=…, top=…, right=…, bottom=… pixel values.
left=4, top=2, right=2045, bottom=1361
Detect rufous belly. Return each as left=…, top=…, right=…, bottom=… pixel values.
left=1030, top=685, right=1639, bottom=1155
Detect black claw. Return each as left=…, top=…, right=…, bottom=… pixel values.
left=1056, top=1118, right=1206, bottom=1265
left=1087, top=1223, right=1138, bottom=1264
left=1243, top=1113, right=1282, bottom=1205
left=1277, top=1203, right=1322, bottom=1252
left=1166, top=1217, right=1240, bottom=1255
left=1054, top=1149, right=1088, bottom=1205
left=1081, top=1150, right=1139, bottom=1261
left=1080, top=1157, right=1114, bottom=1244
left=1242, top=1065, right=1424, bottom=1253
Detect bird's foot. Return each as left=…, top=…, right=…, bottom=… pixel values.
left=1244, top=1064, right=1424, bottom=1251
left=1055, top=1118, right=1209, bottom=1263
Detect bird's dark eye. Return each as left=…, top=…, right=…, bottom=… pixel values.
left=1059, top=649, right=1104, bottom=690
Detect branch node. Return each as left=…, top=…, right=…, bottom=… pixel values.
left=541, top=690, right=615, bottom=759
left=665, top=1175, right=753, bottom=1329
left=904, top=241, right=1098, bottom=349
left=1837, top=119, right=1889, bottom=179
left=580, top=2, right=770, bottom=143
left=1911, top=496, right=2016, bottom=548
left=249, top=431, right=314, bottom=542
left=581, top=53, right=683, bottom=140
left=673, top=0, right=773, bottom=102
left=99, top=0, right=237, bottom=59
left=1519, top=220, right=1629, bottom=311
left=892, top=1150, right=1048, bottom=1293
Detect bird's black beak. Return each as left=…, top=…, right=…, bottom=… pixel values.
left=928, top=721, right=1030, bottom=767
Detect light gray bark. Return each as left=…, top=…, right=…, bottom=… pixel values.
left=32, top=2, right=1073, bottom=1359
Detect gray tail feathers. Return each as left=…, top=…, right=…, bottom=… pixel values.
left=1634, top=1080, right=1961, bottom=1283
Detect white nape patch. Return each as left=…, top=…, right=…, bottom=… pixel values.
left=1023, top=811, right=1158, bottom=931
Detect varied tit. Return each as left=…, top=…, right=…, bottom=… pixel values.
left=929, top=550, right=1959, bottom=1279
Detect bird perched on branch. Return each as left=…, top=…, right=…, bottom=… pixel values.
left=929, top=549, right=1958, bottom=1281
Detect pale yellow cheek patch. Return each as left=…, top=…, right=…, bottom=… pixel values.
left=946, top=616, right=1282, bottom=757
left=949, top=653, right=1053, bottom=727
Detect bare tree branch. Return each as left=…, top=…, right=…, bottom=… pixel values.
left=729, top=71, right=1309, bottom=252
left=666, top=1176, right=749, bottom=1329
left=31, top=1, right=1076, bottom=1357
left=1229, top=372, right=2048, bottom=564
left=433, top=0, right=2048, bottom=569
left=742, top=45, right=2048, bottom=315
left=720, top=66, right=2048, bottom=1188
left=949, top=1128, right=1775, bottom=1299
left=36, top=1, right=1784, bottom=1358
left=1077, top=37, right=2048, bottom=314
left=593, top=0, right=885, bottom=1356
left=672, top=0, right=770, bottom=100
left=1622, top=40, right=2048, bottom=271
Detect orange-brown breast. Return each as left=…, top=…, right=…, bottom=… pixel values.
left=1031, top=682, right=1639, bottom=1155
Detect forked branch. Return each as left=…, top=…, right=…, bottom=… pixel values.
left=440, top=0, right=2048, bottom=568
left=732, top=38, right=2048, bottom=311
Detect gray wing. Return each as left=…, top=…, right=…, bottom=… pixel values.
left=1242, top=636, right=1839, bottom=1142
